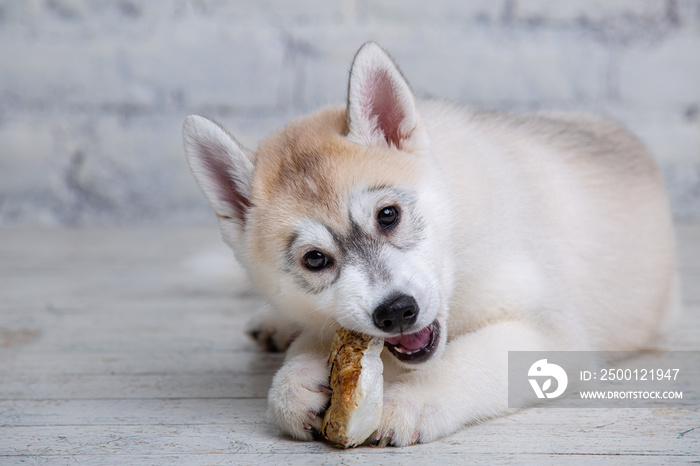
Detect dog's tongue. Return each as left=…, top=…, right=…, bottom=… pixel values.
left=385, top=326, right=431, bottom=351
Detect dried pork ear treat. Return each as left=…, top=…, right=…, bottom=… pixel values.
left=321, top=328, right=384, bottom=448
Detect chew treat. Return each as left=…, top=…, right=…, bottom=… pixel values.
left=321, top=328, right=384, bottom=448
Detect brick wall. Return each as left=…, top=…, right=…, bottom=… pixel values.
left=1, top=0, right=698, bottom=225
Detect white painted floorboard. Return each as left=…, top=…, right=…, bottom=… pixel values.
left=1, top=224, right=698, bottom=464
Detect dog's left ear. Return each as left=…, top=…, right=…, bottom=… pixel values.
left=345, top=42, right=425, bottom=151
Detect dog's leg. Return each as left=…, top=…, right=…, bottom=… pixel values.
left=267, top=329, right=333, bottom=440
left=375, top=319, right=553, bottom=446
left=246, top=304, right=302, bottom=352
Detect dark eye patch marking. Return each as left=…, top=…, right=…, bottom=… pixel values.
left=283, top=228, right=340, bottom=294
left=282, top=186, right=426, bottom=294
left=332, top=219, right=392, bottom=285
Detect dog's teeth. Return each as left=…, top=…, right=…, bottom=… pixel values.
left=393, top=346, right=419, bottom=355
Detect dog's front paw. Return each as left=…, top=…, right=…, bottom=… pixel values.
left=267, top=354, right=331, bottom=441
left=372, top=384, right=446, bottom=447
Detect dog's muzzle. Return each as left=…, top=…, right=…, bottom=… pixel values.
left=384, top=320, right=440, bottom=364
left=371, top=294, right=440, bottom=363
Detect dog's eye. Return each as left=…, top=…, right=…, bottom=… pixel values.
left=303, top=250, right=331, bottom=271
left=377, top=206, right=399, bottom=229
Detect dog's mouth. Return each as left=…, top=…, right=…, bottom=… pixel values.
left=384, top=320, right=440, bottom=364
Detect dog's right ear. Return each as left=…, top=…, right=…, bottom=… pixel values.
left=182, top=115, right=254, bottom=228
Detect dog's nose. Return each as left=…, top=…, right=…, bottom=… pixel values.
left=372, top=294, right=419, bottom=333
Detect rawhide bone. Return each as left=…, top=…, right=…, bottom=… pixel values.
left=321, top=328, right=384, bottom=448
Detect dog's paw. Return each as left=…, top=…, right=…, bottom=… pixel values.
left=267, top=354, right=331, bottom=441
left=371, top=384, right=445, bottom=447
left=246, top=309, right=301, bottom=352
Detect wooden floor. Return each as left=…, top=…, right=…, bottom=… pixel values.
left=1, top=224, right=698, bottom=465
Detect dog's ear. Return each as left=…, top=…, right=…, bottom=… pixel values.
left=182, top=115, right=254, bottom=227
left=346, top=42, right=424, bottom=151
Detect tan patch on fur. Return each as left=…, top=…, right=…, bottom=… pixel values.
left=247, top=106, right=422, bottom=265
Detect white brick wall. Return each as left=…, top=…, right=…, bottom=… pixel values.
left=0, top=0, right=698, bottom=224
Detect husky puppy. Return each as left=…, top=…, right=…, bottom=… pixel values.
left=182, top=42, right=677, bottom=446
